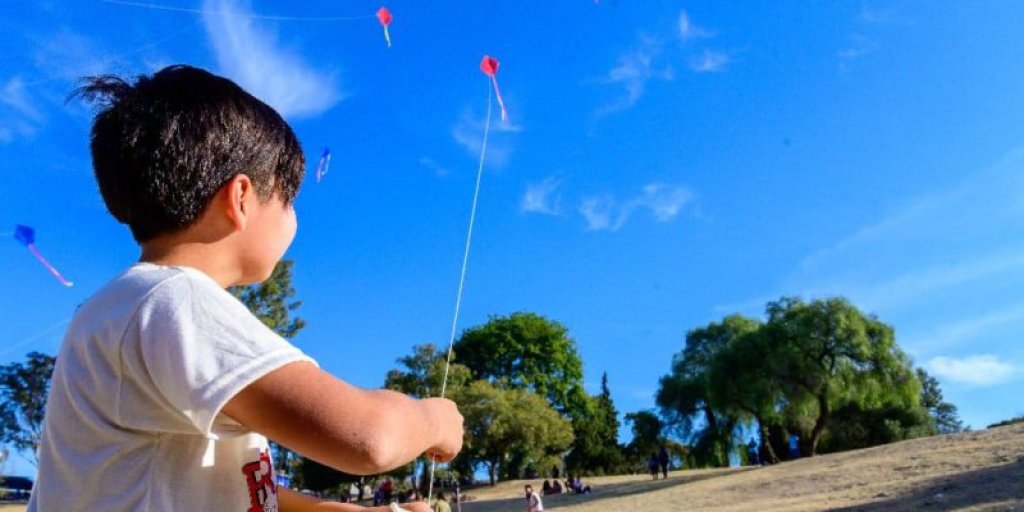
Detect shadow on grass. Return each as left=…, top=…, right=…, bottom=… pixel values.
left=462, top=468, right=755, bottom=512
left=828, top=460, right=1024, bottom=512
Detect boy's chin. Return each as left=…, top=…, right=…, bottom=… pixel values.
left=237, top=264, right=277, bottom=286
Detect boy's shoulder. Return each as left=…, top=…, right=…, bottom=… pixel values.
left=84, top=264, right=210, bottom=311
left=74, top=263, right=244, bottom=337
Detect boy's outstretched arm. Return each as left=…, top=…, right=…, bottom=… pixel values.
left=222, top=361, right=463, bottom=475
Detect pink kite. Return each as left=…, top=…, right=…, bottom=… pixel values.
left=14, top=225, right=73, bottom=287
left=479, top=55, right=508, bottom=122
left=376, top=7, right=393, bottom=47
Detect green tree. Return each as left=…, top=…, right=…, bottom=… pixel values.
left=384, top=344, right=472, bottom=400
left=384, top=343, right=473, bottom=489
left=229, top=260, right=306, bottom=339
left=656, top=315, right=757, bottom=467
left=916, top=368, right=965, bottom=434
left=623, top=410, right=663, bottom=469
left=453, top=312, right=587, bottom=415
left=457, top=380, right=573, bottom=484
left=565, top=373, right=623, bottom=475
left=0, top=352, right=56, bottom=465
left=761, top=297, right=920, bottom=456
left=228, top=260, right=305, bottom=472
left=706, top=324, right=784, bottom=463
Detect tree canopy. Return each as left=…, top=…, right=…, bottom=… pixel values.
left=453, top=312, right=587, bottom=415
left=0, top=351, right=56, bottom=466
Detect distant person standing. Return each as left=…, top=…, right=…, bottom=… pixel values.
left=788, top=434, right=800, bottom=460
left=434, top=492, right=453, bottom=512
left=525, top=484, right=544, bottom=512
left=648, top=452, right=660, bottom=479
left=747, top=437, right=760, bottom=466
left=658, top=444, right=670, bottom=478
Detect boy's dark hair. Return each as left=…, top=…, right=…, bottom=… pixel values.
left=72, top=65, right=304, bottom=242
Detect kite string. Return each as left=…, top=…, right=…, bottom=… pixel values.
left=427, top=80, right=494, bottom=507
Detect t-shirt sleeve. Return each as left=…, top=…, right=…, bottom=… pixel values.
left=120, top=273, right=315, bottom=437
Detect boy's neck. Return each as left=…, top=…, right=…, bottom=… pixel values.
left=140, top=237, right=240, bottom=289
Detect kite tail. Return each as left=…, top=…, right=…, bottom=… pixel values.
left=27, top=244, right=74, bottom=287
left=427, top=81, right=494, bottom=505
left=383, top=26, right=392, bottom=48
left=490, top=75, right=508, bottom=122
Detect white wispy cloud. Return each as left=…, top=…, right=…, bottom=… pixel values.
left=521, top=177, right=564, bottom=216
left=1, top=78, right=43, bottom=122
left=580, top=183, right=693, bottom=232
left=596, top=36, right=673, bottom=118
left=903, top=300, right=1024, bottom=354
left=858, top=6, right=901, bottom=25
left=689, top=50, right=730, bottom=73
left=838, top=35, right=880, bottom=61
left=678, top=9, right=714, bottom=41
left=580, top=196, right=615, bottom=231
left=0, top=77, right=45, bottom=143
left=928, top=355, right=1017, bottom=387
left=418, top=157, right=449, bottom=178
left=202, top=0, right=342, bottom=118
left=452, top=108, right=521, bottom=167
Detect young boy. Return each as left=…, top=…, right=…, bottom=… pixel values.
left=28, top=65, right=463, bottom=512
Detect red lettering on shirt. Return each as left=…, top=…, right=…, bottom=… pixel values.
left=241, top=449, right=277, bottom=512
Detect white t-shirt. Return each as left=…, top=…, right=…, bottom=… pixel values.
left=28, top=263, right=315, bottom=512
left=528, top=490, right=544, bottom=512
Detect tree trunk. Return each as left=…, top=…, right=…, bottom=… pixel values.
left=757, top=419, right=780, bottom=464
left=808, top=393, right=830, bottom=456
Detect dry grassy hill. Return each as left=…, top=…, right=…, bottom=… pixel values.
left=2, top=422, right=1021, bottom=511
left=459, top=422, right=1024, bottom=511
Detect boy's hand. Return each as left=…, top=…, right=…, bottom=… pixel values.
left=423, top=397, right=464, bottom=462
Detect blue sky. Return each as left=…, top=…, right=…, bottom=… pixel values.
left=3, top=1, right=1024, bottom=476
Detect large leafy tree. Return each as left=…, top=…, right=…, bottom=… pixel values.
left=457, top=380, right=573, bottom=484
left=0, top=352, right=56, bottom=466
left=760, top=297, right=920, bottom=456
left=656, top=314, right=757, bottom=467
left=228, top=259, right=305, bottom=472
left=453, top=312, right=587, bottom=415
left=706, top=324, right=783, bottom=463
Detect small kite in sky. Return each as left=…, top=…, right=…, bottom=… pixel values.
left=479, top=55, right=508, bottom=122
left=14, top=225, right=73, bottom=287
left=316, top=147, right=332, bottom=183
left=376, top=7, right=393, bottom=47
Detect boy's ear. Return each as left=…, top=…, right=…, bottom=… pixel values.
left=224, top=174, right=255, bottom=231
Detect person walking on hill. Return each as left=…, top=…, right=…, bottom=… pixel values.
left=648, top=452, right=660, bottom=479
left=658, top=445, right=670, bottom=478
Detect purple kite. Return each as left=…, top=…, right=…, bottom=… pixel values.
left=14, top=225, right=73, bottom=287
left=316, top=147, right=332, bottom=183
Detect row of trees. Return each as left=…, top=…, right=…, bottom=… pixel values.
left=0, top=262, right=967, bottom=493
left=656, top=297, right=964, bottom=467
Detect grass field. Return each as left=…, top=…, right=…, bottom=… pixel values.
left=460, top=422, right=1024, bottom=511
left=3, top=422, right=1021, bottom=511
